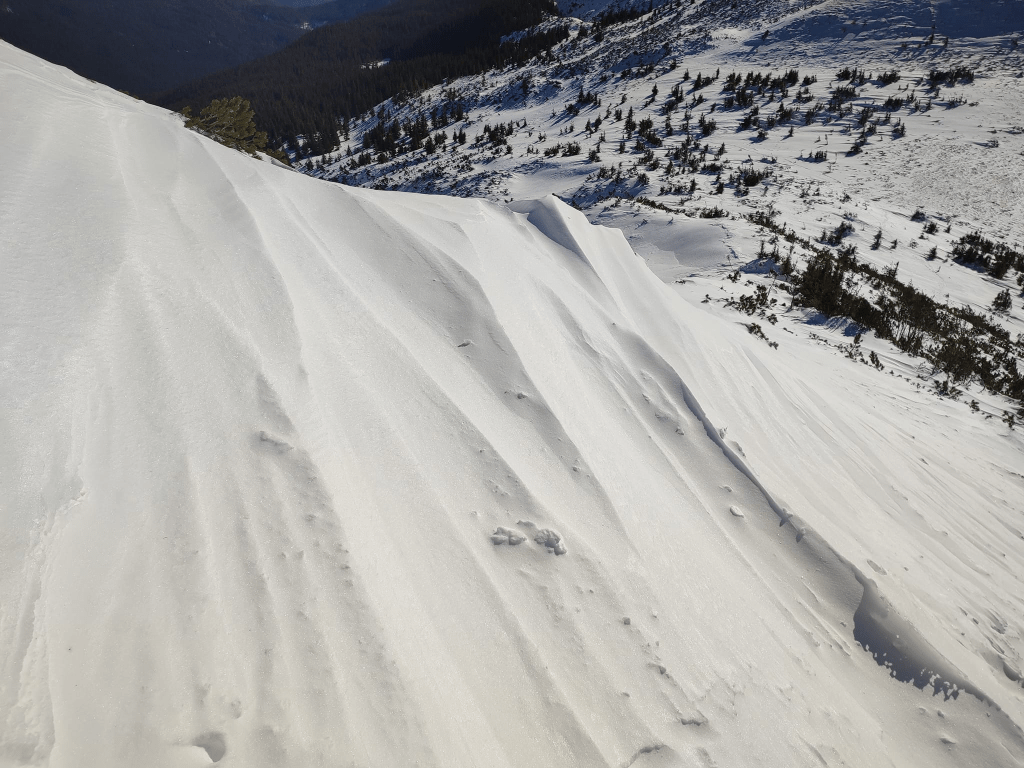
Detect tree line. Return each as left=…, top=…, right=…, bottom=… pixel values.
left=156, top=0, right=563, bottom=156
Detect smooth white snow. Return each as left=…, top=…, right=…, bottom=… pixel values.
left=2, top=40, right=1024, bottom=768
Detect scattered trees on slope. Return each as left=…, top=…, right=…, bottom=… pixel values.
left=745, top=213, right=1024, bottom=408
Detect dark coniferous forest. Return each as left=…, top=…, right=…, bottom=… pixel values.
left=155, top=0, right=565, bottom=155
left=0, top=0, right=394, bottom=95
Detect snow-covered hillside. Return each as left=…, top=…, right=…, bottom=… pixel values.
left=2, top=38, right=1024, bottom=768
left=315, top=0, right=1024, bottom=438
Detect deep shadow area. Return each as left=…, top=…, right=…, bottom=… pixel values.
left=0, top=0, right=393, bottom=94
left=853, top=574, right=981, bottom=700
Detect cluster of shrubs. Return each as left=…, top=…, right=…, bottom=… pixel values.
left=951, top=232, right=1024, bottom=279
left=743, top=213, right=1024, bottom=408
left=928, top=67, right=975, bottom=85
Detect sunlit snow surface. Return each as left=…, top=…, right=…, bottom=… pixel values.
left=1, top=40, right=1024, bottom=768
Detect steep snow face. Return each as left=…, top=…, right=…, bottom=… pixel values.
left=323, top=0, right=1024, bottom=447
left=2, top=41, right=1024, bottom=768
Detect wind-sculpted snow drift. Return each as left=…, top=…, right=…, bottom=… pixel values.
left=2, top=42, right=1024, bottom=768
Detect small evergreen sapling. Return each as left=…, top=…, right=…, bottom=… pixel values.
left=992, top=288, right=1013, bottom=313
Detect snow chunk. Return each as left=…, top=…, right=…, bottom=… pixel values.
left=533, top=528, right=567, bottom=555
left=490, top=526, right=527, bottom=546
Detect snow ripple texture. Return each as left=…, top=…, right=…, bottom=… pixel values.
left=1, top=41, right=1023, bottom=768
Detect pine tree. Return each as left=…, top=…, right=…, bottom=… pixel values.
left=992, top=288, right=1013, bottom=313
left=183, top=97, right=289, bottom=163
left=624, top=107, right=636, bottom=133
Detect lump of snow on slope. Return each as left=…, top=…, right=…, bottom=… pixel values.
left=533, top=528, right=567, bottom=555
left=490, top=526, right=527, bottom=545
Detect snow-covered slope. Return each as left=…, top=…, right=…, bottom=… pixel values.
left=320, top=0, right=1024, bottom=431
left=2, top=40, right=1024, bottom=768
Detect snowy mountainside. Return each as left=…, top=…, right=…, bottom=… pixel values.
left=2, top=38, right=1024, bottom=768
left=313, top=0, right=1024, bottom=424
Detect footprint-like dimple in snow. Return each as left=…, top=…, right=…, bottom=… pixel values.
left=193, top=731, right=227, bottom=763
left=680, top=712, right=708, bottom=727
left=1003, top=659, right=1022, bottom=683
left=257, top=431, right=293, bottom=453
